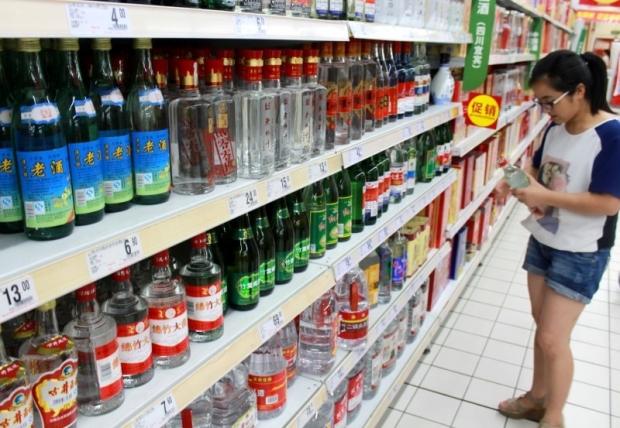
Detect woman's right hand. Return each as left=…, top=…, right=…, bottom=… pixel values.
left=494, top=179, right=511, bottom=200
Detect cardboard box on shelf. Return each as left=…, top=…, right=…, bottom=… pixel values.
left=479, top=197, right=494, bottom=245
left=428, top=248, right=452, bottom=312
left=471, top=151, right=487, bottom=201
left=450, top=226, right=468, bottom=280
left=448, top=165, right=464, bottom=224
left=465, top=210, right=482, bottom=262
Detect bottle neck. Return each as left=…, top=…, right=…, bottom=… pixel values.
left=245, top=80, right=263, bottom=91
left=401, top=52, right=411, bottom=65
left=303, top=74, right=318, bottom=84
left=35, top=308, right=61, bottom=338
left=385, top=45, right=395, bottom=62
left=16, top=51, right=47, bottom=91
left=285, top=75, right=303, bottom=86
left=91, top=49, right=115, bottom=88
left=263, top=77, right=281, bottom=89
left=133, top=48, right=155, bottom=84
left=190, top=246, right=208, bottom=262
left=56, top=50, right=86, bottom=90
left=0, top=336, right=9, bottom=364
left=76, top=298, right=102, bottom=319
left=152, top=265, right=172, bottom=282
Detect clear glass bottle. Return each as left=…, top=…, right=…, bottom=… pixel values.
left=0, top=326, right=34, bottom=428
left=396, top=306, right=408, bottom=358
left=362, top=336, right=382, bottom=400
left=360, top=40, right=377, bottom=134
left=1, top=314, right=35, bottom=358
left=381, top=317, right=398, bottom=376
left=389, top=231, right=407, bottom=291
left=226, top=214, right=261, bottom=311
left=305, top=400, right=334, bottom=428
left=214, top=50, right=236, bottom=95
left=346, top=41, right=364, bottom=141
left=64, top=284, right=124, bottom=415
left=165, top=390, right=212, bottom=428
left=499, top=157, right=530, bottom=188
left=403, top=137, right=417, bottom=196
left=141, top=249, right=191, bottom=369
left=335, top=266, right=369, bottom=351
left=372, top=154, right=384, bottom=217
left=393, top=41, right=407, bottom=120
left=329, top=0, right=345, bottom=18
left=262, top=50, right=291, bottom=172
left=332, top=377, right=348, bottom=428
left=360, top=251, right=380, bottom=308
left=263, top=0, right=288, bottom=14
left=252, top=206, right=276, bottom=296
left=283, top=49, right=313, bottom=164
left=332, top=43, right=352, bottom=145
left=323, top=174, right=339, bottom=250
left=211, top=364, right=258, bottom=428
left=301, top=48, right=327, bottom=158
left=420, top=279, right=429, bottom=325
left=101, top=267, right=155, bottom=388
left=389, top=143, right=405, bottom=204
left=19, top=301, right=79, bottom=427
left=371, top=41, right=389, bottom=127
left=401, top=43, right=415, bottom=118
left=377, top=241, right=392, bottom=304
left=288, top=0, right=306, bottom=16
left=304, top=181, right=327, bottom=260
left=318, top=43, right=336, bottom=151
left=336, top=167, right=353, bottom=242
left=421, top=44, right=431, bottom=111
left=346, top=358, right=364, bottom=423
left=312, top=0, right=329, bottom=18
left=269, top=197, right=295, bottom=285
left=382, top=42, right=399, bottom=123
left=279, top=321, right=298, bottom=387
left=234, top=50, right=276, bottom=179
left=247, top=335, right=288, bottom=420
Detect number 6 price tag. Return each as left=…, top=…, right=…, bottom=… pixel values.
left=132, top=393, right=178, bottom=428
left=258, top=308, right=285, bottom=342
left=86, top=233, right=143, bottom=280
left=0, top=275, right=38, bottom=323
left=66, top=3, right=132, bottom=36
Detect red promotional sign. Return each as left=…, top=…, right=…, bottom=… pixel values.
left=578, top=0, right=620, bottom=7
left=462, top=93, right=503, bottom=129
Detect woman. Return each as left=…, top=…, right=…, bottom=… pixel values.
left=495, top=50, right=620, bottom=428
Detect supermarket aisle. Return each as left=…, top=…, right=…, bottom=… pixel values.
left=382, top=204, right=620, bottom=428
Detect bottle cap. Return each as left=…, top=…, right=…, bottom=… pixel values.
left=204, top=58, right=224, bottom=85
left=37, top=300, right=56, bottom=311
left=497, top=156, right=508, bottom=167
left=244, top=50, right=264, bottom=83
left=76, top=283, right=97, bottom=302
left=346, top=40, right=361, bottom=57
left=191, top=232, right=208, bottom=249
left=302, top=49, right=319, bottom=77
left=177, top=59, right=199, bottom=90
left=169, top=58, right=182, bottom=85
left=40, top=38, right=51, bottom=50
left=215, top=49, right=235, bottom=83
left=333, top=42, right=346, bottom=58
left=152, top=250, right=170, bottom=268
left=392, top=41, right=402, bottom=54
left=113, top=267, right=132, bottom=282
left=319, top=42, right=333, bottom=59
left=361, top=40, right=372, bottom=56
left=152, top=59, right=169, bottom=89
left=92, top=38, right=112, bottom=51
left=263, top=49, right=282, bottom=80
left=17, top=38, right=41, bottom=53
left=285, top=49, right=303, bottom=78
left=403, top=42, right=411, bottom=54
left=193, top=46, right=211, bottom=61
left=133, top=38, right=152, bottom=50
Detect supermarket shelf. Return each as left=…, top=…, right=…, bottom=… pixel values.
left=348, top=21, right=472, bottom=44
left=488, top=53, right=537, bottom=65
left=542, top=13, right=573, bottom=34
left=0, top=0, right=350, bottom=40
left=270, top=380, right=328, bottom=428
left=510, top=114, right=550, bottom=161
left=497, top=0, right=573, bottom=34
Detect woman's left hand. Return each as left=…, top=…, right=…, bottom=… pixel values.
left=511, top=172, right=550, bottom=210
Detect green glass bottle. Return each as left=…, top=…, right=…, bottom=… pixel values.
left=435, top=126, right=444, bottom=177
left=336, top=167, right=352, bottom=242
left=127, top=38, right=171, bottom=205
left=378, top=150, right=390, bottom=213
left=0, top=40, right=23, bottom=234
left=323, top=175, right=339, bottom=250
left=361, top=157, right=379, bottom=226
left=226, top=214, right=260, bottom=311
left=206, top=229, right=228, bottom=314
left=349, top=162, right=366, bottom=233
left=269, top=198, right=294, bottom=285
left=416, top=133, right=427, bottom=184
left=372, top=155, right=384, bottom=218
left=252, top=206, right=276, bottom=297
left=427, top=128, right=437, bottom=181
left=304, top=181, right=327, bottom=260
left=13, top=39, right=75, bottom=240
left=39, top=38, right=54, bottom=86
left=55, top=38, right=105, bottom=226
left=90, top=38, right=133, bottom=213
left=287, top=190, right=310, bottom=273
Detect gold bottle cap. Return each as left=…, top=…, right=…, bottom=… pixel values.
left=92, top=38, right=112, bottom=51
left=17, top=38, right=41, bottom=53
left=40, top=38, right=51, bottom=50
left=38, top=300, right=56, bottom=311
left=134, top=38, right=152, bottom=50
left=57, top=38, right=80, bottom=51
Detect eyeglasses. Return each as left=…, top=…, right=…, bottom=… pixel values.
left=534, top=91, right=570, bottom=110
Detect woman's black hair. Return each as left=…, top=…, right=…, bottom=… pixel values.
left=529, top=50, right=612, bottom=115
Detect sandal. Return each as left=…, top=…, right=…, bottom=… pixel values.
left=498, top=391, right=546, bottom=422
left=539, top=420, right=564, bottom=428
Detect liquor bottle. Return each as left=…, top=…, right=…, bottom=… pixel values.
left=427, top=128, right=438, bottom=181
left=301, top=49, right=327, bottom=158
left=90, top=39, right=133, bottom=214
left=165, top=390, right=212, bottom=428
left=283, top=50, right=312, bottom=164
left=201, top=0, right=236, bottom=10
left=252, top=206, right=276, bottom=296
left=297, top=289, right=339, bottom=375
left=1, top=314, right=35, bottom=358
left=262, top=50, right=291, bottom=172
left=323, top=175, right=339, bottom=250
left=318, top=42, right=336, bottom=150
left=430, top=53, right=455, bottom=105
left=263, top=0, right=287, bottom=14
left=235, top=0, right=261, bottom=12
left=212, top=364, right=258, bottom=428
left=335, top=167, right=352, bottom=242
left=389, top=231, right=407, bottom=290
left=435, top=125, right=446, bottom=176
left=269, top=198, right=295, bottom=285
left=235, top=49, right=246, bottom=90
left=180, top=234, right=224, bottom=343
left=361, top=157, right=378, bottom=226
left=349, top=162, right=365, bottom=233
left=381, top=317, right=398, bottom=376
left=412, top=44, right=425, bottom=115
left=13, top=38, right=74, bottom=241
left=0, top=326, right=34, bottom=428
left=141, top=249, right=191, bottom=368
left=372, top=154, right=384, bottom=217
left=127, top=38, right=171, bottom=205
left=396, top=306, right=408, bottom=358
left=499, top=158, right=530, bottom=188
left=3, top=39, right=17, bottom=93
left=380, top=42, right=398, bottom=123
left=443, top=123, right=453, bottom=173
left=419, top=131, right=435, bottom=183
left=407, top=288, right=422, bottom=343
left=312, top=0, right=329, bottom=18
left=328, top=0, right=345, bottom=19
left=305, top=401, right=334, bottom=428
left=247, top=335, right=288, bottom=419
left=420, top=44, right=431, bottom=111
left=362, top=336, right=382, bottom=400
left=360, top=251, right=380, bottom=308
left=288, top=190, right=310, bottom=273
left=234, top=50, right=277, bottom=179
left=0, top=40, right=23, bottom=234
left=214, top=50, right=236, bottom=94
left=206, top=229, right=229, bottom=314
left=152, top=58, right=172, bottom=106
left=360, top=40, right=377, bottom=134
left=346, top=359, right=364, bottom=423
left=288, top=0, right=306, bottom=16
left=64, top=284, right=125, bottom=415
left=389, top=143, right=405, bottom=204
left=279, top=321, right=298, bottom=386
left=377, top=150, right=391, bottom=213
left=332, top=42, right=352, bottom=145
left=370, top=41, right=387, bottom=128
left=19, top=301, right=79, bottom=427
left=393, top=42, right=407, bottom=120
left=402, top=137, right=416, bottom=195
left=377, top=241, right=392, bottom=304
left=332, top=378, right=348, bottom=428
left=226, top=214, right=261, bottom=310
left=101, top=267, right=155, bottom=388
left=335, top=266, right=369, bottom=351
left=346, top=41, right=364, bottom=141
left=401, top=42, right=415, bottom=118
left=303, top=181, right=327, bottom=259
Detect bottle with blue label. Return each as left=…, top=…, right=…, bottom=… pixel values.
left=0, top=40, right=23, bottom=234
left=127, top=38, right=171, bottom=205
left=12, top=38, right=75, bottom=241
left=90, top=38, right=133, bottom=213
left=55, top=38, right=105, bottom=226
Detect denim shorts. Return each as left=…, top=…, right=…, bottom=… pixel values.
left=522, top=236, right=610, bottom=304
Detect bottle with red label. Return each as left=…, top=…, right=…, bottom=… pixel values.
left=180, top=233, right=224, bottom=343
left=361, top=157, right=379, bottom=226
left=362, top=336, right=382, bottom=400
left=64, top=283, right=125, bottom=415
left=1, top=314, right=35, bottom=358
left=19, top=301, right=79, bottom=428
left=331, top=378, right=348, bottom=428
left=381, top=317, right=398, bottom=377
left=247, top=334, right=288, bottom=420
left=335, top=266, right=370, bottom=351
left=346, top=359, right=364, bottom=423
left=278, top=321, right=298, bottom=387
left=141, top=249, right=191, bottom=368
left=331, top=42, right=352, bottom=146
left=101, top=267, right=154, bottom=388
left=0, top=326, right=34, bottom=428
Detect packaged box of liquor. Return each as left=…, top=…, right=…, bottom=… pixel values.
left=410, top=216, right=431, bottom=266
left=479, top=197, right=494, bottom=245
left=402, top=221, right=421, bottom=278
left=448, top=165, right=465, bottom=224
left=428, top=248, right=452, bottom=312
left=433, top=187, right=452, bottom=249
left=461, top=155, right=475, bottom=209
left=471, top=151, right=488, bottom=201
left=451, top=226, right=469, bottom=280
left=465, top=210, right=482, bottom=261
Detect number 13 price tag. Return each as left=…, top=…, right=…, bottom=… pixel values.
left=132, top=393, right=178, bottom=428
left=86, top=233, right=143, bottom=280
left=0, top=275, right=38, bottom=323
left=66, top=3, right=132, bottom=36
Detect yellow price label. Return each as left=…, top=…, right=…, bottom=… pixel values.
left=466, top=94, right=501, bottom=129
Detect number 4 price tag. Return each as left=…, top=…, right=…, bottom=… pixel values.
left=0, top=275, right=38, bottom=323
left=66, top=3, right=132, bottom=36
left=258, top=308, right=285, bottom=342
left=86, top=233, right=143, bottom=280
left=227, top=189, right=259, bottom=218
left=132, top=393, right=178, bottom=428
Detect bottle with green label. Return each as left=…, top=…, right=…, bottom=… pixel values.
left=304, top=181, right=327, bottom=259
left=0, top=40, right=23, bottom=234
left=55, top=38, right=105, bottom=226
left=90, top=38, right=133, bottom=213
left=13, top=38, right=75, bottom=241
left=377, top=150, right=390, bottom=213
left=336, top=167, right=352, bottom=242
left=226, top=213, right=260, bottom=311
left=206, top=229, right=228, bottom=314
left=287, top=190, right=310, bottom=273
left=269, top=197, right=294, bottom=285
left=252, top=206, right=276, bottom=296
left=349, top=162, right=366, bottom=233
left=127, top=38, right=171, bottom=205
left=418, top=131, right=434, bottom=183
left=323, top=175, right=339, bottom=250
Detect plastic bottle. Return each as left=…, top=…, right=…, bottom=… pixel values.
left=362, top=336, right=383, bottom=400
left=335, top=266, right=370, bottom=351
left=346, top=359, right=364, bottom=423
left=332, top=377, right=348, bottom=428
left=211, top=364, right=258, bottom=428
left=279, top=321, right=298, bottom=387
left=247, top=335, right=288, bottom=420
left=381, top=317, right=398, bottom=376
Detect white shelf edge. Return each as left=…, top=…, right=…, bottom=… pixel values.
left=348, top=21, right=472, bottom=44
left=488, top=53, right=537, bottom=65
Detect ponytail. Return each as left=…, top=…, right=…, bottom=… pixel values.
left=529, top=50, right=612, bottom=115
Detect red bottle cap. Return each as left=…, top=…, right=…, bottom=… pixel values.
left=204, top=58, right=224, bottom=86
left=303, top=49, right=319, bottom=77
left=244, top=50, right=264, bottom=83
left=393, top=42, right=402, bottom=54
left=333, top=42, right=346, bottom=58
left=113, top=267, right=132, bottom=282
left=263, top=49, right=282, bottom=80
left=345, top=40, right=361, bottom=57
left=152, top=59, right=168, bottom=89
left=76, top=283, right=97, bottom=302
left=180, top=46, right=194, bottom=59
left=498, top=156, right=508, bottom=167
left=152, top=250, right=170, bottom=268
left=320, top=42, right=333, bottom=59
left=181, top=409, right=193, bottom=428
left=169, top=58, right=182, bottom=85
left=362, top=40, right=372, bottom=56
left=402, top=42, right=411, bottom=54
left=215, top=49, right=235, bottom=83
left=193, top=47, right=210, bottom=78
left=285, top=49, right=303, bottom=79
left=191, top=232, right=207, bottom=249
left=350, top=281, right=359, bottom=312
left=177, top=59, right=199, bottom=90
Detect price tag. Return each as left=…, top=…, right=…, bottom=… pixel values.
left=378, top=226, right=389, bottom=243
left=258, top=308, right=286, bottom=342
left=346, top=146, right=364, bottom=166
left=132, top=393, right=178, bottom=428
left=234, top=13, right=267, bottom=37
left=297, top=402, right=317, bottom=428
left=352, top=345, right=367, bottom=361
left=266, top=174, right=292, bottom=202
left=334, top=255, right=354, bottom=280
left=403, top=126, right=414, bottom=139
left=227, top=188, right=259, bottom=218
left=378, top=316, right=389, bottom=333
left=329, top=366, right=347, bottom=392
left=359, top=238, right=375, bottom=260
left=416, top=122, right=425, bottom=133
left=66, top=3, right=132, bottom=36
left=394, top=215, right=405, bottom=230
left=359, top=23, right=368, bottom=35
left=308, top=160, right=329, bottom=182
left=0, top=275, right=38, bottom=323
left=86, top=233, right=143, bottom=280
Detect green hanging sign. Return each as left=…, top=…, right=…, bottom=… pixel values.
left=463, top=0, right=497, bottom=91
left=529, top=18, right=543, bottom=60
left=575, top=28, right=587, bottom=54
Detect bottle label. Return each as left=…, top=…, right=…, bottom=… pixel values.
left=309, top=209, right=327, bottom=257
left=186, top=280, right=224, bottom=332
left=382, top=170, right=391, bottom=202
left=294, top=238, right=310, bottom=267
left=0, top=146, right=24, bottom=223
left=261, top=99, right=275, bottom=168
left=436, top=144, right=445, bottom=173
left=377, top=176, right=384, bottom=212
left=221, top=277, right=228, bottom=311
left=364, top=180, right=378, bottom=220
left=97, top=88, right=125, bottom=107
left=138, top=88, right=165, bottom=107
left=248, top=369, right=287, bottom=412
left=390, top=167, right=404, bottom=199
left=325, top=82, right=337, bottom=130
left=371, top=351, right=381, bottom=389
left=347, top=369, right=364, bottom=412
left=232, top=405, right=257, bottom=428
left=0, top=107, right=12, bottom=126
left=425, top=149, right=435, bottom=180
left=325, top=201, right=338, bottom=247
left=19, top=103, right=60, bottom=125
left=16, top=148, right=74, bottom=229
left=397, top=82, right=407, bottom=115
left=290, top=0, right=304, bottom=13
left=229, top=271, right=260, bottom=307
left=382, top=327, right=397, bottom=370
left=388, top=85, right=398, bottom=117
left=353, top=80, right=364, bottom=123
left=414, top=76, right=424, bottom=107
left=116, top=317, right=154, bottom=376
left=337, top=195, right=352, bottom=239
left=397, top=313, right=408, bottom=352
left=364, top=82, right=375, bottom=120
left=333, top=393, right=348, bottom=428
left=364, top=264, right=380, bottom=306
left=375, top=86, right=385, bottom=122
left=259, top=258, right=276, bottom=291
left=213, top=105, right=236, bottom=178
left=329, top=0, right=343, bottom=14
left=31, top=358, right=78, bottom=428
left=331, top=316, right=339, bottom=356
left=74, top=98, right=97, bottom=118
left=102, top=133, right=133, bottom=204
left=338, top=308, right=369, bottom=340
left=365, top=0, right=375, bottom=18
left=77, top=339, right=123, bottom=400
left=282, top=343, right=297, bottom=380
left=392, top=256, right=405, bottom=284
left=132, top=129, right=171, bottom=196
left=338, top=82, right=352, bottom=126
left=316, top=0, right=329, bottom=15
left=149, top=302, right=190, bottom=357
left=275, top=250, right=294, bottom=282
left=68, top=140, right=105, bottom=215
left=269, top=0, right=286, bottom=12
left=13, top=319, right=36, bottom=340
left=0, top=384, right=33, bottom=428
left=407, top=157, right=416, bottom=190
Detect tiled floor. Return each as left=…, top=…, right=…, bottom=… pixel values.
left=383, top=205, right=620, bottom=428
